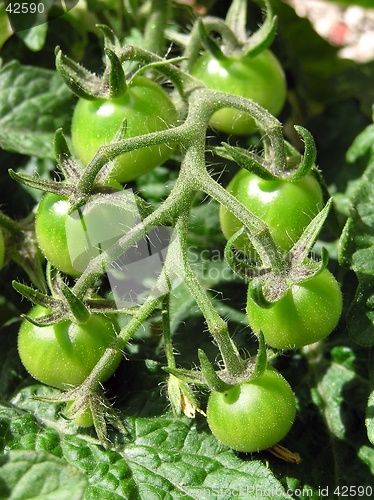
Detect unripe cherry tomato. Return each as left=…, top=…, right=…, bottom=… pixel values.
left=71, top=76, right=178, bottom=183
left=206, top=367, right=296, bottom=452
left=191, top=50, right=287, bottom=135
left=219, top=169, right=323, bottom=256
left=18, top=305, right=121, bottom=389
left=35, top=192, right=137, bottom=276
left=247, top=268, right=343, bottom=350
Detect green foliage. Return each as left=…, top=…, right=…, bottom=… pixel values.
left=1, top=0, right=374, bottom=497
left=0, top=61, right=74, bottom=159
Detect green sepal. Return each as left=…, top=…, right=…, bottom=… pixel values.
left=57, top=28, right=127, bottom=101
left=129, top=55, right=187, bottom=82
left=55, top=48, right=103, bottom=100
left=288, top=198, right=332, bottom=266
left=112, top=118, right=127, bottom=143
left=103, top=48, right=127, bottom=99
left=313, top=167, right=342, bottom=236
left=178, top=380, right=200, bottom=417
left=2, top=213, right=47, bottom=292
left=56, top=276, right=91, bottom=324
left=248, top=278, right=274, bottom=309
left=284, top=126, right=317, bottom=181
left=312, top=246, right=329, bottom=277
left=64, top=390, right=127, bottom=444
left=97, top=24, right=121, bottom=52
left=250, top=330, right=268, bottom=380
left=12, top=280, right=59, bottom=310
left=252, top=201, right=333, bottom=304
left=241, top=0, right=277, bottom=57
left=224, top=227, right=270, bottom=281
left=338, top=217, right=355, bottom=268
left=198, top=18, right=230, bottom=63
left=8, top=169, right=73, bottom=197
left=198, top=349, right=234, bottom=393
left=216, top=143, right=277, bottom=180
left=21, top=309, right=68, bottom=327
left=290, top=251, right=330, bottom=289
left=84, top=296, right=127, bottom=315
left=54, top=128, right=82, bottom=181
left=0, top=212, right=22, bottom=235
left=225, top=0, right=247, bottom=44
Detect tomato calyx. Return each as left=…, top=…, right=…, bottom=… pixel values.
left=35, top=383, right=126, bottom=439
left=226, top=198, right=332, bottom=306
left=199, top=329, right=269, bottom=390
left=226, top=0, right=277, bottom=58
left=9, top=128, right=132, bottom=203
left=186, top=0, right=277, bottom=68
left=56, top=23, right=127, bottom=101
left=63, top=390, right=125, bottom=437
left=164, top=329, right=269, bottom=396
left=13, top=261, right=121, bottom=328
left=166, top=373, right=203, bottom=418
left=0, top=211, right=46, bottom=291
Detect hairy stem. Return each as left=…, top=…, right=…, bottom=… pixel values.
left=143, top=0, right=171, bottom=55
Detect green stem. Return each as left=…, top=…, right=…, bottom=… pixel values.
left=74, top=85, right=288, bottom=296
left=72, top=160, right=196, bottom=299
left=197, top=171, right=286, bottom=273
left=161, top=294, right=175, bottom=369
left=182, top=16, right=240, bottom=72
left=183, top=88, right=286, bottom=174
left=77, top=124, right=186, bottom=194
left=174, top=211, right=245, bottom=378
left=82, top=293, right=161, bottom=392
left=118, top=45, right=202, bottom=97
left=0, top=212, right=23, bottom=235
left=143, top=0, right=170, bottom=55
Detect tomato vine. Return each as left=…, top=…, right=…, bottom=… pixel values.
left=1, top=0, right=344, bottom=454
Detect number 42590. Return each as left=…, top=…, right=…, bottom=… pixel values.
left=5, top=3, right=45, bottom=14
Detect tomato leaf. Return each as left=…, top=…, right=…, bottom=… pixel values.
left=338, top=122, right=374, bottom=346
left=0, top=61, right=74, bottom=159
left=0, top=387, right=293, bottom=499
left=0, top=450, right=87, bottom=499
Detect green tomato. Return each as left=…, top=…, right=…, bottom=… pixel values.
left=71, top=76, right=178, bottom=183
left=35, top=192, right=137, bottom=276
left=0, top=228, right=4, bottom=270
left=191, top=50, right=287, bottom=135
left=219, top=169, right=323, bottom=256
left=206, top=367, right=296, bottom=452
left=18, top=305, right=121, bottom=390
left=247, top=268, right=343, bottom=350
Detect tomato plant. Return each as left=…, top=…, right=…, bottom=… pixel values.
left=206, top=367, right=296, bottom=452
left=17, top=305, right=121, bottom=389
left=247, top=268, right=343, bottom=350
left=191, top=50, right=287, bottom=135
left=71, top=76, right=178, bottom=183
left=219, top=168, right=323, bottom=255
left=2, top=0, right=372, bottom=493
left=35, top=192, right=136, bottom=276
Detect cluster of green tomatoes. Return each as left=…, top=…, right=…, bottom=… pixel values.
left=4, top=11, right=343, bottom=453
left=212, top=162, right=343, bottom=453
